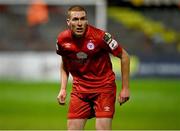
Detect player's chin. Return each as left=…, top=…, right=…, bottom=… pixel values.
left=74, top=32, right=84, bottom=37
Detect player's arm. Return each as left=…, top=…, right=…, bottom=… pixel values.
left=103, top=32, right=130, bottom=105
left=117, top=49, right=130, bottom=106
left=57, top=57, right=69, bottom=105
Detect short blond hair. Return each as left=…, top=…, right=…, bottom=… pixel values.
left=67, top=5, right=87, bottom=18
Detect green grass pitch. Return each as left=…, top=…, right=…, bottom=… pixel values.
left=0, top=78, right=180, bottom=130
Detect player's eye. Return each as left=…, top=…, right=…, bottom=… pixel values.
left=72, top=17, right=79, bottom=21
left=80, top=17, right=86, bottom=21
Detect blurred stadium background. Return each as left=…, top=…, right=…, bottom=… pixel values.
left=0, top=0, right=180, bottom=130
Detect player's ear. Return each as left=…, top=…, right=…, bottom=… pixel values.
left=67, top=19, right=70, bottom=26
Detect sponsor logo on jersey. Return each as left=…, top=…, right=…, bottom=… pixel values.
left=87, top=41, right=95, bottom=50
left=76, top=52, right=88, bottom=59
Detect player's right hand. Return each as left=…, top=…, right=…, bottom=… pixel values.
left=57, top=88, right=66, bottom=105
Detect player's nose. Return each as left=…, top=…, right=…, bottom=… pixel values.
left=77, top=20, right=82, bottom=26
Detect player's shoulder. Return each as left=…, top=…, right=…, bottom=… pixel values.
left=87, top=25, right=105, bottom=39
left=57, top=29, right=71, bottom=42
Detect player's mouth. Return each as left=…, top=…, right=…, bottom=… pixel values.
left=76, top=28, right=83, bottom=33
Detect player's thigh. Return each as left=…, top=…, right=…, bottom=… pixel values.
left=96, top=118, right=112, bottom=130
left=68, top=119, right=87, bottom=130
left=94, top=90, right=116, bottom=118
left=68, top=92, right=93, bottom=119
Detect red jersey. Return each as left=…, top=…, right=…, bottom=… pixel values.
left=56, top=25, right=122, bottom=93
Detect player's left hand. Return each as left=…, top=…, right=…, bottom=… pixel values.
left=118, top=87, right=130, bottom=106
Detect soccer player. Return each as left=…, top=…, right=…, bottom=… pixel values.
left=56, top=5, right=130, bottom=130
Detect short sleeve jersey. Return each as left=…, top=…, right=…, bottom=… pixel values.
left=56, top=25, right=122, bottom=93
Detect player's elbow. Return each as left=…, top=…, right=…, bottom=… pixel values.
left=122, top=49, right=130, bottom=64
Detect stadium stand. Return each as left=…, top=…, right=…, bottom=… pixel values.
left=108, top=7, right=180, bottom=58
left=0, top=4, right=95, bottom=51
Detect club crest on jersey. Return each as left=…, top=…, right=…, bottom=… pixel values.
left=87, top=41, right=95, bottom=50
left=76, top=52, right=88, bottom=59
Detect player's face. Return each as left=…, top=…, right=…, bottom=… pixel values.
left=67, top=11, right=88, bottom=37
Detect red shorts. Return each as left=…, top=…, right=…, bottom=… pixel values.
left=68, top=90, right=116, bottom=119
